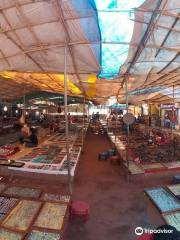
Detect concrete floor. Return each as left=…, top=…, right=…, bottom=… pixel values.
left=64, top=131, right=175, bottom=240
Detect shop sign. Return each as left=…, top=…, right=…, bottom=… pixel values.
left=160, top=104, right=177, bottom=109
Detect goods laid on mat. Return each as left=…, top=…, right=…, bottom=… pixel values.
left=134, top=143, right=179, bottom=163
left=145, top=183, right=180, bottom=230
left=163, top=162, right=180, bottom=169
left=0, top=229, right=23, bottom=240
left=2, top=200, right=41, bottom=231
left=0, top=197, right=18, bottom=220
left=145, top=187, right=180, bottom=213
left=107, top=130, right=180, bottom=175
left=9, top=146, right=81, bottom=176
left=162, top=211, right=180, bottom=231
left=49, top=133, right=63, bottom=142
left=0, top=183, right=69, bottom=239
left=167, top=184, right=180, bottom=197
left=34, top=202, right=67, bottom=230
left=59, top=146, right=81, bottom=174
left=47, top=130, right=84, bottom=147
left=141, top=163, right=166, bottom=172
left=18, top=145, right=62, bottom=164
left=3, top=186, right=41, bottom=198
left=90, top=120, right=107, bottom=135
left=41, top=193, right=70, bottom=203
left=0, top=145, right=19, bottom=158
left=124, top=161, right=144, bottom=175
left=0, top=158, right=24, bottom=167
left=8, top=131, right=82, bottom=176
left=27, top=230, right=62, bottom=240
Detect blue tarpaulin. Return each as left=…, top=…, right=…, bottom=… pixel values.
left=72, top=0, right=145, bottom=79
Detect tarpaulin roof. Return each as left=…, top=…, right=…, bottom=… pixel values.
left=0, top=0, right=179, bottom=103
left=0, top=0, right=101, bottom=100
left=16, top=91, right=88, bottom=105
left=118, top=86, right=180, bottom=104
left=91, top=0, right=145, bottom=79
left=119, top=0, right=180, bottom=95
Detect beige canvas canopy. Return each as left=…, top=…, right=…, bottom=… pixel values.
left=118, top=0, right=180, bottom=98
left=0, top=0, right=179, bottom=103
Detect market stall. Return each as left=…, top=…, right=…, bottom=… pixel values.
left=107, top=123, right=180, bottom=175
left=0, top=179, right=70, bottom=240
left=145, top=184, right=180, bottom=231
left=0, top=0, right=179, bottom=239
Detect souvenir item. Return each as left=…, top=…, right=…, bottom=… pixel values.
left=2, top=200, right=41, bottom=231
left=167, top=184, right=180, bottom=197
left=0, top=197, right=18, bottom=220
left=4, top=186, right=41, bottom=198
left=163, top=211, right=180, bottom=231
left=27, top=230, right=61, bottom=240
left=145, top=187, right=180, bottom=213
left=34, top=202, right=67, bottom=230
left=0, top=229, right=23, bottom=240
left=42, top=193, right=70, bottom=203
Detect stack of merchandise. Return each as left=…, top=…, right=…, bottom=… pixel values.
left=0, top=145, right=19, bottom=158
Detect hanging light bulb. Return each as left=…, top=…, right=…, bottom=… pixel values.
left=3, top=106, right=7, bottom=112
left=15, top=110, right=18, bottom=114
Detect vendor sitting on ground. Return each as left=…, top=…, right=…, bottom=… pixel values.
left=25, top=128, right=38, bottom=148
left=19, top=123, right=31, bottom=144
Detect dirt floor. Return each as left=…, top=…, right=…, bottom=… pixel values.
left=64, top=130, right=176, bottom=240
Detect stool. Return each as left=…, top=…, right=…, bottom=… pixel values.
left=172, top=175, right=180, bottom=184
left=98, top=151, right=109, bottom=161
left=70, top=201, right=90, bottom=222
left=110, top=155, right=120, bottom=165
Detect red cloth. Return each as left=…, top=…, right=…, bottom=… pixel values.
left=137, top=234, right=153, bottom=240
